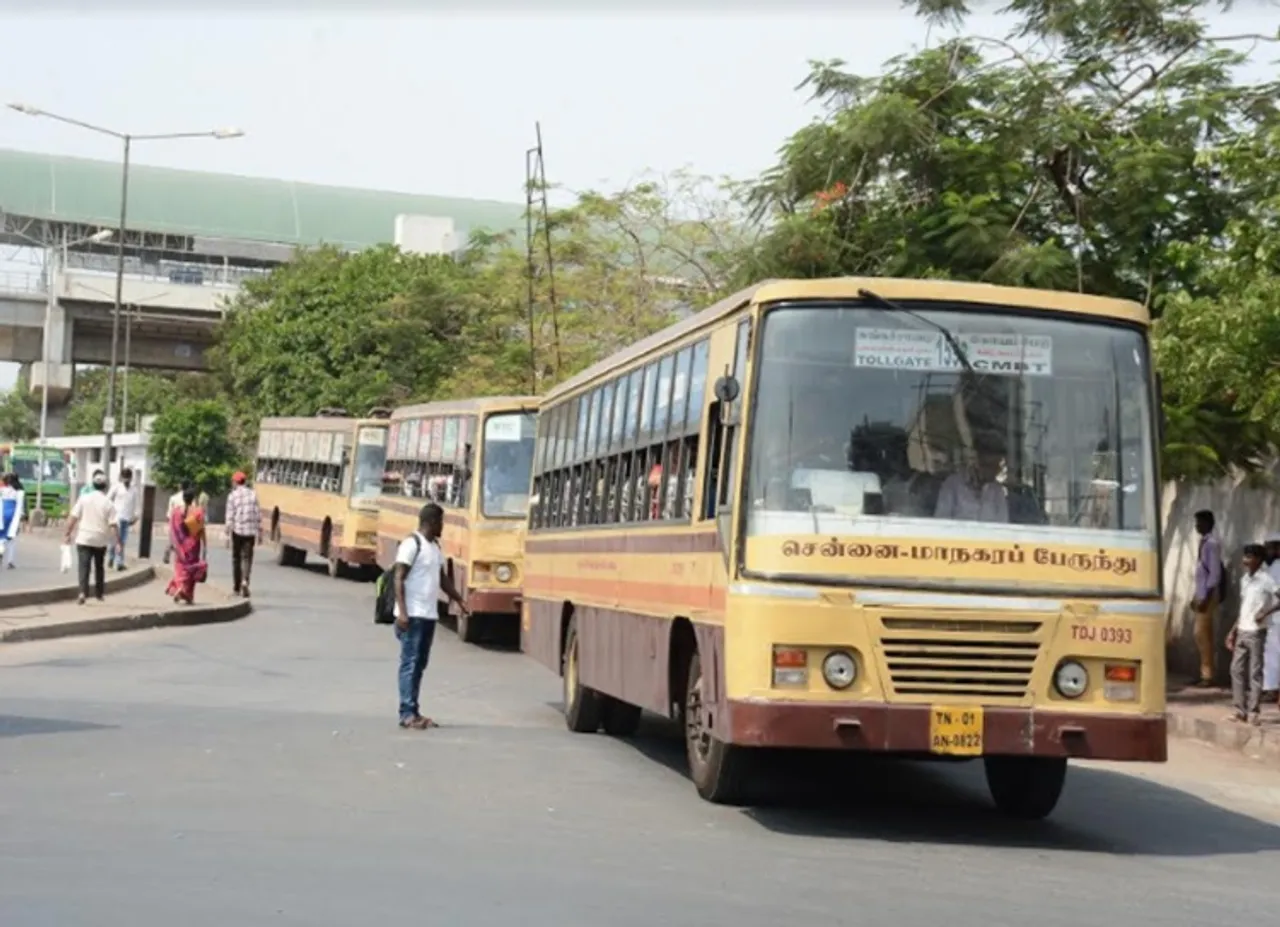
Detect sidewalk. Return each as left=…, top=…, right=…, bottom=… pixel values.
left=0, top=574, right=251, bottom=643
left=0, top=534, right=252, bottom=643
left=1167, top=682, right=1280, bottom=766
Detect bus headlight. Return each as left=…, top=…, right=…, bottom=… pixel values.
left=822, top=651, right=857, bottom=690
left=495, top=564, right=514, bottom=583
left=1054, top=660, right=1089, bottom=699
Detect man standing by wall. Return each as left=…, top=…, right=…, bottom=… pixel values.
left=1191, top=509, right=1225, bottom=687
left=225, top=471, right=261, bottom=599
left=107, top=467, right=138, bottom=571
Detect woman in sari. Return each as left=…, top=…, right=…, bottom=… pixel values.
left=166, top=487, right=207, bottom=604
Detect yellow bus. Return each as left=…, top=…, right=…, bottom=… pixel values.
left=521, top=277, right=1166, bottom=818
left=377, top=396, right=539, bottom=643
left=255, top=410, right=390, bottom=578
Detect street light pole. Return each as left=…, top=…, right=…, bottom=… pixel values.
left=5, top=102, right=243, bottom=485
left=102, top=134, right=131, bottom=475
left=34, top=227, right=113, bottom=522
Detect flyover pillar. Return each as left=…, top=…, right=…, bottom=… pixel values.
left=26, top=279, right=76, bottom=438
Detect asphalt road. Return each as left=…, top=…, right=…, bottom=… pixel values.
left=2, top=548, right=1279, bottom=926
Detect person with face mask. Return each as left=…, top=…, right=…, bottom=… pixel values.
left=63, top=471, right=119, bottom=605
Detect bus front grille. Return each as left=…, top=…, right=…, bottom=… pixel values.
left=880, top=636, right=1040, bottom=700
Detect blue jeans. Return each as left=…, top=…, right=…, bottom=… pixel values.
left=111, top=519, right=131, bottom=567
left=395, top=618, right=438, bottom=722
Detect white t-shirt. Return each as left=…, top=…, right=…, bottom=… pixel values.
left=71, top=491, right=119, bottom=548
left=394, top=532, right=443, bottom=620
left=1237, top=568, right=1279, bottom=633
left=108, top=482, right=138, bottom=522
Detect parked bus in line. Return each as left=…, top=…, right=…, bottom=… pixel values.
left=255, top=409, right=390, bottom=578
left=0, top=443, right=72, bottom=517
left=520, top=276, right=1166, bottom=818
left=377, top=396, right=539, bottom=644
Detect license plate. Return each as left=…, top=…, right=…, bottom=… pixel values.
left=929, top=705, right=984, bottom=756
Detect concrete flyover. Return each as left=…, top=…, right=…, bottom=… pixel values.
left=0, top=145, right=526, bottom=435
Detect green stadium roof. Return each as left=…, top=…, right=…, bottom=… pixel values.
left=0, top=147, right=526, bottom=249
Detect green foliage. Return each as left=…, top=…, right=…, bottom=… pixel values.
left=212, top=244, right=473, bottom=439
left=147, top=400, right=243, bottom=496
left=740, top=0, right=1280, bottom=478
left=0, top=388, right=37, bottom=441
left=64, top=368, right=220, bottom=437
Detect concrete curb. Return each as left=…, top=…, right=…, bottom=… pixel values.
left=1166, top=708, right=1280, bottom=766
left=0, top=594, right=253, bottom=644
left=0, top=564, right=157, bottom=609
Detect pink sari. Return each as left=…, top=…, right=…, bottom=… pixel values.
left=165, top=504, right=207, bottom=603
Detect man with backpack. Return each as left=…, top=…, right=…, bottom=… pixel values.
left=382, top=503, right=469, bottom=730
left=1191, top=509, right=1227, bottom=687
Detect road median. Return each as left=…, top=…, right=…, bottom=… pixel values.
left=0, top=571, right=252, bottom=643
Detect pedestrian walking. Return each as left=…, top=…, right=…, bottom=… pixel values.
left=225, top=471, right=261, bottom=598
left=107, top=467, right=139, bottom=571
left=163, top=481, right=192, bottom=566
left=63, top=471, right=118, bottom=605
left=165, top=486, right=207, bottom=605
left=1190, top=509, right=1225, bottom=686
left=0, top=473, right=23, bottom=568
left=1227, top=543, right=1280, bottom=725
left=393, top=502, right=469, bottom=730
left=1263, top=534, right=1280, bottom=705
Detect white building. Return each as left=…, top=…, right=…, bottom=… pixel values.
left=46, top=417, right=158, bottom=493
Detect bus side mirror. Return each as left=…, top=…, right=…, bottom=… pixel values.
left=713, top=375, right=740, bottom=405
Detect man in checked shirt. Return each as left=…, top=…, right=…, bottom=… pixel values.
left=225, top=471, right=262, bottom=598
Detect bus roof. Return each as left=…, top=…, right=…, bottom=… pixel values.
left=258, top=415, right=387, bottom=433
left=389, top=396, right=540, bottom=421
left=544, top=277, right=1148, bottom=404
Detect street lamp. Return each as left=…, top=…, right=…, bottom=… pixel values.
left=6, top=103, right=243, bottom=480
left=32, top=227, right=113, bottom=521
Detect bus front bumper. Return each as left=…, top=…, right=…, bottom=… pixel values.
left=726, top=700, right=1167, bottom=762
left=466, top=588, right=522, bottom=616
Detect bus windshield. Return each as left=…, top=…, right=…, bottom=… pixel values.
left=744, top=302, right=1157, bottom=587
left=481, top=412, right=536, bottom=518
left=351, top=426, right=388, bottom=501
left=12, top=454, right=68, bottom=485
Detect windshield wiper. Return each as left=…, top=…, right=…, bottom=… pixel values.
left=857, top=287, right=975, bottom=374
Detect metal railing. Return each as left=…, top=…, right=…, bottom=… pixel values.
left=0, top=270, right=44, bottom=294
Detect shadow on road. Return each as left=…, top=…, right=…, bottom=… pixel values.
left=0, top=713, right=115, bottom=739
left=615, top=716, right=1280, bottom=857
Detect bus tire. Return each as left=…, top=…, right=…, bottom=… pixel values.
left=562, top=617, right=604, bottom=733
left=457, top=609, right=481, bottom=644
left=684, top=649, right=748, bottom=804
left=601, top=697, right=642, bottom=738
left=983, top=756, right=1067, bottom=820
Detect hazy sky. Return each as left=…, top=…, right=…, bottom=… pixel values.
left=2, top=5, right=1277, bottom=391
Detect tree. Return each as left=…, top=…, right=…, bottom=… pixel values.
left=739, top=0, right=1280, bottom=476
left=148, top=400, right=243, bottom=495
left=63, top=368, right=221, bottom=437
left=212, top=244, right=473, bottom=440
left=436, top=172, right=750, bottom=399
left=0, top=389, right=37, bottom=441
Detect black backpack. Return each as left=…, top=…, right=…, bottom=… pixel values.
left=374, top=534, right=421, bottom=625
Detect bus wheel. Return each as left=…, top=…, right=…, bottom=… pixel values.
left=684, top=649, right=748, bottom=804
left=561, top=617, right=603, bottom=733
left=601, top=697, right=642, bottom=737
left=983, top=756, right=1067, bottom=820
left=457, top=609, right=482, bottom=644
left=327, top=556, right=347, bottom=579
